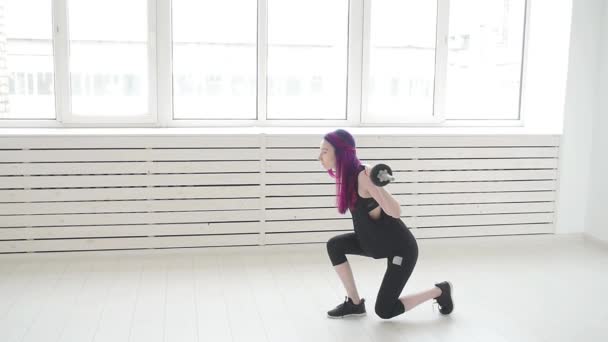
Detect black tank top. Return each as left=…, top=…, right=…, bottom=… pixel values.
left=358, top=191, right=380, bottom=212
left=350, top=165, right=415, bottom=258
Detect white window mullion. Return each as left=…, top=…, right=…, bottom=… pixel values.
left=156, top=0, right=171, bottom=127
left=257, top=0, right=268, bottom=124
left=147, top=0, right=159, bottom=126
left=433, top=0, right=449, bottom=122
left=52, top=0, right=71, bottom=124
left=346, top=0, right=364, bottom=125
left=517, top=0, right=532, bottom=122
left=359, top=0, right=371, bottom=124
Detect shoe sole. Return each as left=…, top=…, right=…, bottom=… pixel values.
left=445, top=281, right=454, bottom=315
left=327, top=312, right=367, bottom=319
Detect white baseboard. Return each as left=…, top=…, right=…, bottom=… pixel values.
left=583, top=233, right=608, bottom=249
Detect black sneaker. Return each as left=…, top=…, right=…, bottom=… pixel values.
left=327, top=297, right=366, bottom=318
left=434, top=281, right=454, bottom=315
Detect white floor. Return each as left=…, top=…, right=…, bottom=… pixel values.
left=0, top=234, right=607, bottom=342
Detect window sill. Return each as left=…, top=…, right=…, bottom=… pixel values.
left=0, top=125, right=562, bottom=136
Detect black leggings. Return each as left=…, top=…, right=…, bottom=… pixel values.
left=326, top=232, right=419, bottom=319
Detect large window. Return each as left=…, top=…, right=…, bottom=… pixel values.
left=1, top=0, right=55, bottom=119
left=0, top=0, right=529, bottom=126
left=364, top=0, right=439, bottom=123
left=172, top=0, right=257, bottom=119
left=445, top=0, right=526, bottom=119
left=266, top=0, right=348, bottom=120
left=68, top=0, right=150, bottom=118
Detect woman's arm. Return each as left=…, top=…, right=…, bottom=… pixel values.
left=358, top=166, right=402, bottom=218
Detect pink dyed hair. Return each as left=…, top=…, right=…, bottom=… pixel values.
left=323, top=129, right=362, bottom=214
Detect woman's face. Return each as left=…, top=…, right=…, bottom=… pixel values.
left=318, top=139, right=336, bottom=171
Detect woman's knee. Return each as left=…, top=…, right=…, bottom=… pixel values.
left=374, top=305, right=394, bottom=320
left=326, top=235, right=338, bottom=250
left=326, top=236, right=348, bottom=266
left=375, top=300, right=405, bottom=320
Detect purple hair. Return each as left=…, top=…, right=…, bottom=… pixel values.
left=324, top=129, right=362, bottom=214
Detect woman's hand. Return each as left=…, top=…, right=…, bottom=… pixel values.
left=360, top=166, right=402, bottom=219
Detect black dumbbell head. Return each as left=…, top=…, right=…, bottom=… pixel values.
left=371, top=164, right=393, bottom=187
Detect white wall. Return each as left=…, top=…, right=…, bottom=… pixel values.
left=585, top=1, right=608, bottom=243
left=556, top=0, right=604, bottom=234
left=522, top=0, right=573, bottom=133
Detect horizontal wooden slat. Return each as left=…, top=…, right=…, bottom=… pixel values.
left=405, top=192, right=557, bottom=204
left=0, top=135, right=261, bottom=149
left=263, top=212, right=553, bottom=232
left=0, top=148, right=261, bottom=163
left=0, top=222, right=261, bottom=240
left=266, top=134, right=560, bottom=148
left=263, top=223, right=554, bottom=244
left=264, top=231, right=352, bottom=244
left=0, top=210, right=262, bottom=228
left=0, top=186, right=261, bottom=202
left=0, top=173, right=262, bottom=189
left=0, top=234, right=261, bottom=253
left=265, top=192, right=556, bottom=208
left=411, top=213, right=554, bottom=228
left=1, top=135, right=559, bottom=150
left=266, top=208, right=351, bottom=221
left=403, top=170, right=557, bottom=182
left=264, top=170, right=557, bottom=184
left=266, top=159, right=558, bottom=172
left=0, top=161, right=261, bottom=176
left=265, top=202, right=554, bottom=221
left=0, top=198, right=261, bottom=215
left=267, top=147, right=559, bottom=160
left=265, top=181, right=557, bottom=196
left=402, top=181, right=558, bottom=193
left=264, top=219, right=352, bottom=233
left=410, top=223, right=554, bottom=238
left=399, top=159, right=559, bottom=170
left=407, top=202, right=555, bottom=216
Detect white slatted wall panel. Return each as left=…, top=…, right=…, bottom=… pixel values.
left=263, top=135, right=559, bottom=245
left=0, top=136, right=263, bottom=253
left=0, top=134, right=560, bottom=253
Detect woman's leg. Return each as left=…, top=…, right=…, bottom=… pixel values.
left=374, top=252, right=418, bottom=319
left=374, top=243, right=443, bottom=316
left=374, top=230, right=420, bottom=319
left=326, top=233, right=367, bottom=304
left=399, top=287, right=442, bottom=312
left=333, top=261, right=361, bottom=304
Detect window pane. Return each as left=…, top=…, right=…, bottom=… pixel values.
left=68, top=0, right=148, bottom=117
left=365, top=0, right=437, bottom=121
left=172, top=0, right=256, bottom=120
left=267, top=0, right=348, bottom=120
left=445, top=0, right=526, bottom=119
left=1, top=0, right=54, bottom=119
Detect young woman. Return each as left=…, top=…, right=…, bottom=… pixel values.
left=319, top=129, right=454, bottom=319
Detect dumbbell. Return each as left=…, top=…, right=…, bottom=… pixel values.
left=370, top=164, right=395, bottom=187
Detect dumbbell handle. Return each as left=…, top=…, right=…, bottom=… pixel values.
left=370, top=163, right=395, bottom=187
left=376, top=169, right=395, bottom=183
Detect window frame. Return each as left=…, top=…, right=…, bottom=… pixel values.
left=0, top=0, right=529, bottom=128
left=53, top=0, right=158, bottom=127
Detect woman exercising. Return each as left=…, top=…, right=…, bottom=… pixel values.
left=319, top=129, right=454, bottom=319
